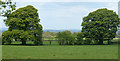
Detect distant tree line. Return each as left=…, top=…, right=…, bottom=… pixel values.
left=55, top=30, right=93, bottom=45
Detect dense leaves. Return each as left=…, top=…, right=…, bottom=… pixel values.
left=2, top=30, right=34, bottom=45
left=2, top=5, right=43, bottom=45
left=81, top=8, right=120, bottom=44
left=76, top=32, right=84, bottom=44
left=56, top=30, right=75, bottom=45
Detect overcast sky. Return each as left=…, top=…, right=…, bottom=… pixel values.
left=0, top=0, right=118, bottom=30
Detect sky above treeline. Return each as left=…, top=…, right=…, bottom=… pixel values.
left=0, top=1, right=118, bottom=30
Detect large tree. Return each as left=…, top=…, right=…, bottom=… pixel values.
left=3, top=5, right=43, bottom=45
left=81, top=8, right=120, bottom=44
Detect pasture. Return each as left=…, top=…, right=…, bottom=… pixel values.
left=2, top=44, right=118, bottom=59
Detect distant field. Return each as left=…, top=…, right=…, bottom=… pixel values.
left=2, top=44, right=118, bottom=59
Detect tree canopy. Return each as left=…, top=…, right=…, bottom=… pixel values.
left=2, top=5, right=43, bottom=45
left=81, top=8, right=120, bottom=44
left=56, top=30, right=75, bottom=45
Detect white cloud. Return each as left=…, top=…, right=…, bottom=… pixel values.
left=82, top=2, right=118, bottom=14
left=39, top=2, right=118, bottom=22
left=51, top=5, right=91, bottom=18
left=88, top=3, right=118, bottom=14
left=105, top=2, right=118, bottom=13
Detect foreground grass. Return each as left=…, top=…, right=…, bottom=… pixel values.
left=2, top=44, right=118, bottom=59
left=0, top=45, right=2, bottom=60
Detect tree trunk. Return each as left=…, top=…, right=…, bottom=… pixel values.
left=49, top=41, right=51, bottom=45
left=2, top=41, right=4, bottom=45
left=108, top=40, right=111, bottom=45
left=15, top=38, right=17, bottom=41
left=66, top=40, right=68, bottom=45
left=22, top=40, right=26, bottom=45
left=98, top=39, right=103, bottom=45
left=59, top=42, right=61, bottom=45
left=69, top=41, right=72, bottom=45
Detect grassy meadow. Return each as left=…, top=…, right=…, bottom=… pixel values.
left=0, top=45, right=2, bottom=60
left=2, top=43, right=118, bottom=59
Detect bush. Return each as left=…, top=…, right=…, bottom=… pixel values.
left=2, top=31, right=12, bottom=45
left=76, top=33, right=84, bottom=45
left=83, top=38, right=92, bottom=45
left=56, top=30, right=75, bottom=45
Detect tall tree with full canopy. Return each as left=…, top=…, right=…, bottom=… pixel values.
left=3, top=5, right=43, bottom=45
left=81, top=8, right=120, bottom=44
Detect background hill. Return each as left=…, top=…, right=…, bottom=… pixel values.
left=1, top=28, right=120, bottom=34
left=0, top=28, right=81, bottom=33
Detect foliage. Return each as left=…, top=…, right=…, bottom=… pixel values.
left=43, top=31, right=51, bottom=37
left=76, top=32, right=84, bottom=44
left=56, top=30, right=75, bottom=45
left=81, top=8, right=120, bottom=44
left=83, top=38, right=92, bottom=45
left=2, top=30, right=35, bottom=45
left=2, top=5, right=43, bottom=45
left=2, top=31, right=12, bottom=44
left=0, top=0, right=16, bottom=17
left=43, top=31, right=56, bottom=38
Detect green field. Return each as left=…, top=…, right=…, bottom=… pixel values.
left=2, top=44, right=118, bottom=59
left=0, top=45, right=2, bottom=60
